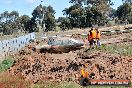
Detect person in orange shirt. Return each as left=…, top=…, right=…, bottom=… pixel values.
left=88, top=27, right=97, bottom=49
left=95, top=28, right=101, bottom=48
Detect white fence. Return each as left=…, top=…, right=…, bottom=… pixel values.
left=0, top=32, right=35, bottom=59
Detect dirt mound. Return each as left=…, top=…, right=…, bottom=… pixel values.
left=10, top=46, right=132, bottom=84
left=78, top=50, right=132, bottom=81
left=9, top=45, right=95, bottom=83
left=10, top=54, right=82, bottom=83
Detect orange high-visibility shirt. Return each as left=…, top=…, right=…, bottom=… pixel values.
left=88, top=30, right=96, bottom=41
left=91, top=30, right=97, bottom=39
left=96, top=32, right=101, bottom=39
left=81, top=68, right=89, bottom=78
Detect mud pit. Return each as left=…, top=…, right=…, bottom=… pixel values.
left=9, top=32, right=132, bottom=84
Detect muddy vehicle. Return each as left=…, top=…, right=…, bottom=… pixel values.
left=34, top=37, right=84, bottom=53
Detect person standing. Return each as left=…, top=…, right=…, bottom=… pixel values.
left=88, top=27, right=97, bottom=49
left=95, top=28, right=101, bottom=48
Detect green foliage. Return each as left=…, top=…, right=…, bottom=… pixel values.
left=0, top=57, right=14, bottom=72
left=85, top=6, right=106, bottom=26
left=24, top=17, right=37, bottom=33
left=69, top=0, right=86, bottom=6
left=63, top=4, right=85, bottom=28
left=116, top=3, right=132, bottom=23
left=0, top=0, right=132, bottom=34
left=122, top=0, right=132, bottom=4
left=57, top=17, right=71, bottom=31
left=63, top=0, right=113, bottom=28
left=0, top=11, right=20, bottom=35
left=99, top=44, right=132, bottom=56
left=44, top=6, right=56, bottom=32
left=0, top=11, right=33, bottom=34
left=31, top=5, right=56, bottom=32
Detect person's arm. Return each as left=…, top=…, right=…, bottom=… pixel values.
left=87, top=34, right=90, bottom=41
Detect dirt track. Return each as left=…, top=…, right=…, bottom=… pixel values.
left=9, top=32, right=132, bottom=84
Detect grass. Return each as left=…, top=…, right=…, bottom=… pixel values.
left=0, top=77, right=129, bottom=88
left=0, top=32, right=26, bottom=41
left=98, top=44, right=132, bottom=56
left=0, top=72, right=31, bottom=88
left=33, top=81, right=129, bottom=88
left=0, top=57, right=14, bottom=72
left=0, top=56, right=31, bottom=88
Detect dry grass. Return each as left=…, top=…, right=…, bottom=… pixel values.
left=0, top=32, right=27, bottom=41
left=0, top=72, right=31, bottom=88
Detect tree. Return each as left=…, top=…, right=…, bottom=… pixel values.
left=24, top=17, right=37, bottom=33
left=43, top=5, right=56, bottom=32
left=63, top=0, right=113, bottom=28
left=70, top=0, right=113, bottom=14
left=57, top=17, right=71, bottom=31
left=69, top=0, right=86, bottom=6
left=108, top=8, right=116, bottom=18
left=32, top=4, right=44, bottom=20
left=63, top=4, right=85, bottom=28
left=0, top=11, right=20, bottom=35
left=18, top=15, right=30, bottom=32
left=32, top=5, right=56, bottom=32
left=122, top=0, right=132, bottom=4
left=19, top=15, right=30, bottom=24
left=31, top=4, right=44, bottom=32
left=0, top=10, right=37, bottom=34
left=116, top=3, right=132, bottom=23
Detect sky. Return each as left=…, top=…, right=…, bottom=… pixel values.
left=0, top=0, right=123, bottom=19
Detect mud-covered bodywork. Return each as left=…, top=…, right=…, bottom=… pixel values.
left=35, top=37, right=84, bottom=53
